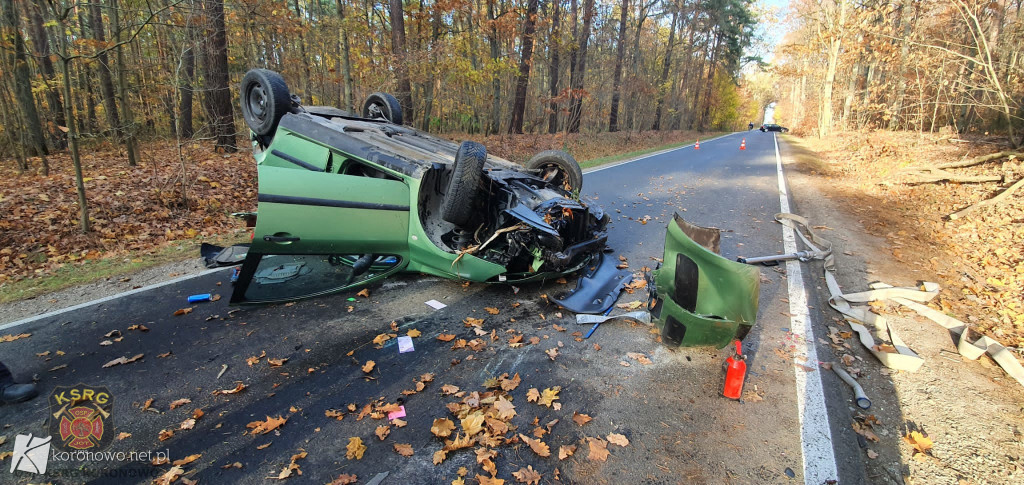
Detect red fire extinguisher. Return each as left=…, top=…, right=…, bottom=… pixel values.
left=723, top=340, right=746, bottom=400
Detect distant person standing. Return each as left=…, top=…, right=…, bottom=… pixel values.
left=748, top=122, right=754, bottom=130
left=0, top=360, right=38, bottom=404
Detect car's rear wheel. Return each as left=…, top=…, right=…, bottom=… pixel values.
left=525, top=150, right=583, bottom=192
left=362, top=93, right=404, bottom=125
left=441, top=141, right=486, bottom=227
left=240, top=69, right=291, bottom=137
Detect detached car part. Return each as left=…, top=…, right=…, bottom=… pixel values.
left=648, top=214, right=761, bottom=348
left=230, top=69, right=610, bottom=304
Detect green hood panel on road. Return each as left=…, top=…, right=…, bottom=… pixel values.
left=651, top=214, right=761, bottom=348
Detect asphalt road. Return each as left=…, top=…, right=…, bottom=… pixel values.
left=1, top=132, right=867, bottom=484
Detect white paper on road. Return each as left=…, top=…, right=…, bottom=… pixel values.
left=424, top=299, right=447, bottom=310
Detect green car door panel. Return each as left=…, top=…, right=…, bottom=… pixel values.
left=649, top=214, right=761, bottom=348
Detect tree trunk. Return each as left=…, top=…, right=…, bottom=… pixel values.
left=389, top=0, right=413, bottom=124
left=652, top=7, right=678, bottom=131
left=292, top=0, right=313, bottom=104
left=485, top=0, right=501, bottom=134
left=26, top=1, right=65, bottom=150
left=111, top=0, right=137, bottom=165
left=337, top=0, right=355, bottom=111
left=178, top=36, right=196, bottom=138
left=547, top=0, right=561, bottom=134
left=509, top=0, right=539, bottom=134
left=204, top=0, right=236, bottom=151
left=607, top=0, right=628, bottom=132
left=2, top=0, right=48, bottom=158
left=567, top=0, right=594, bottom=133
left=818, top=0, right=847, bottom=138
left=89, top=2, right=123, bottom=141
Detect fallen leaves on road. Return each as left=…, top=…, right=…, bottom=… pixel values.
left=246, top=351, right=266, bottom=366
left=408, top=329, right=422, bottom=338
left=432, top=418, right=456, bottom=437
left=545, top=348, right=559, bottom=360
left=173, top=308, right=193, bottom=316
left=616, top=300, right=643, bottom=310
left=572, top=412, right=593, bottom=426
left=586, top=437, right=610, bottom=461
left=519, top=434, right=551, bottom=457
left=362, top=360, right=375, bottom=373
left=356, top=288, right=370, bottom=298
left=0, top=333, right=31, bottom=342
left=247, top=416, right=287, bottom=435
left=172, top=454, right=201, bottom=466
left=627, top=352, right=653, bottom=365
left=485, top=307, right=500, bottom=315
left=268, top=357, right=288, bottom=367
left=346, top=437, right=366, bottom=459
left=221, top=462, right=243, bottom=469
left=558, top=444, right=576, bottom=460
left=394, top=443, right=414, bottom=456
left=327, top=474, right=357, bottom=485
left=103, top=353, right=144, bottom=368
left=169, top=398, right=191, bottom=410
left=212, top=383, right=247, bottom=395
left=257, top=442, right=272, bottom=450
left=904, top=431, right=934, bottom=457
left=538, top=387, right=560, bottom=407
left=273, top=450, right=307, bottom=479
left=158, top=429, right=174, bottom=441
left=153, top=465, right=184, bottom=485
left=512, top=465, right=542, bottom=484
left=437, top=333, right=457, bottom=341
left=117, top=432, right=131, bottom=440
left=375, top=425, right=390, bottom=440
left=607, top=433, right=630, bottom=447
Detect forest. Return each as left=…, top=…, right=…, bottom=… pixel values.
left=0, top=0, right=761, bottom=172
left=772, top=0, right=1023, bottom=146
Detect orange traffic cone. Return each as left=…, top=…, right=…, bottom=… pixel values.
left=740, top=138, right=746, bottom=150
left=695, top=139, right=700, bottom=150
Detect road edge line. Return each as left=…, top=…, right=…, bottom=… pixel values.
left=774, top=133, right=839, bottom=483
left=0, top=267, right=227, bottom=331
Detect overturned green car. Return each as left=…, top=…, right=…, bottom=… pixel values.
left=230, top=69, right=609, bottom=304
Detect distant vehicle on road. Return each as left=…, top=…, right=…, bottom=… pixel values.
left=759, top=123, right=789, bottom=133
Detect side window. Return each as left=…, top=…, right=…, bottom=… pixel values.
left=263, top=135, right=331, bottom=172
left=335, top=155, right=401, bottom=181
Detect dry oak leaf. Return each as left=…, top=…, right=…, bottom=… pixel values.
left=172, top=454, right=201, bottom=466
left=476, top=447, right=497, bottom=464
left=512, top=465, right=542, bottom=485
left=500, top=373, right=521, bottom=391
left=432, top=449, right=448, bottom=465
left=346, top=437, right=367, bottom=460
left=484, top=307, right=500, bottom=315
left=393, top=418, right=407, bottom=427
left=247, top=415, right=288, bottom=435
left=151, top=456, right=169, bottom=465
left=558, top=444, right=576, bottom=460
left=538, top=387, right=560, bottom=407
left=432, top=418, right=456, bottom=438
left=103, top=353, right=144, bottom=368
left=328, top=474, right=358, bottom=485
left=221, top=462, right=243, bottom=469
left=441, top=384, right=461, bottom=395
left=493, top=396, right=516, bottom=420
left=158, top=429, right=174, bottom=441
left=0, top=333, right=31, bottom=343
left=173, top=308, right=193, bottom=316
left=572, top=411, right=593, bottom=426
left=213, top=382, right=247, bottom=395
left=373, top=333, right=392, bottom=346
left=408, top=329, right=422, bottom=338
left=394, top=443, right=414, bottom=457
left=246, top=351, right=266, bottom=366
left=518, top=434, right=551, bottom=457
left=476, top=474, right=505, bottom=485
left=545, top=348, right=559, bottom=361
left=325, top=409, right=345, bottom=420
left=356, top=288, right=370, bottom=298
left=374, top=425, right=391, bottom=441
left=627, top=352, right=653, bottom=365
left=154, top=465, right=184, bottom=485
left=169, top=398, right=191, bottom=410
left=904, top=431, right=933, bottom=455
left=117, top=432, right=132, bottom=441
left=142, top=398, right=154, bottom=411
left=268, top=357, right=288, bottom=367
left=461, top=412, right=486, bottom=436
left=362, top=360, right=375, bottom=373
left=437, top=333, right=457, bottom=342
left=192, top=409, right=204, bottom=420
left=587, top=437, right=610, bottom=461
left=257, top=442, right=272, bottom=450
left=481, top=457, right=497, bottom=476
left=179, top=418, right=196, bottom=430
left=526, top=388, right=540, bottom=403
left=452, top=478, right=466, bottom=485
left=607, top=433, right=630, bottom=447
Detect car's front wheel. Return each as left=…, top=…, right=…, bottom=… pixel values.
left=441, top=141, right=486, bottom=227
left=525, top=150, right=583, bottom=192
left=362, top=93, right=404, bottom=125
left=240, top=69, right=291, bottom=137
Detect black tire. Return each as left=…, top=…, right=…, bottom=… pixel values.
left=362, top=93, right=404, bottom=125
left=240, top=69, right=291, bottom=136
left=441, top=141, right=486, bottom=226
left=525, top=150, right=583, bottom=192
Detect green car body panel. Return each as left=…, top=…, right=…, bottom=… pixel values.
left=650, top=214, right=761, bottom=348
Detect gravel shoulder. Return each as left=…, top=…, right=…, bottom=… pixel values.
left=781, top=139, right=1024, bottom=485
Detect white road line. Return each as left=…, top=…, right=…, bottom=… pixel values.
left=584, top=132, right=737, bottom=174
left=774, top=134, right=839, bottom=484
left=0, top=267, right=227, bottom=331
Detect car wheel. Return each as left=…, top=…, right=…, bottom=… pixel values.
left=240, top=69, right=291, bottom=137
left=525, top=150, right=584, bottom=192
left=441, top=141, right=486, bottom=227
left=362, top=93, right=404, bottom=125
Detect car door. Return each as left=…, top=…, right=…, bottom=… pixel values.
left=231, top=146, right=412, bottom=304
